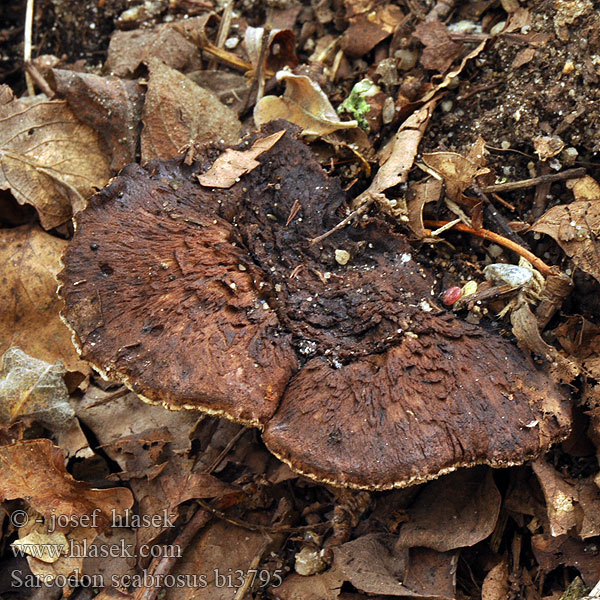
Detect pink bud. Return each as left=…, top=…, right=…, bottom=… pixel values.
left=443, top=286, right=463, bottom=306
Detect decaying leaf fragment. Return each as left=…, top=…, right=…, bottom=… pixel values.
left=0, top=94, right=112, bottom=229
left=198, top=130, right=285, bottom=188
left=341, top=3, right=404, bottom=58
left=142, top=58, right=242, bottom=162
left=254, top=72, right=358, bottom=136
left=0, top=348, right=73, bottom=428
left=51, top=69, right=144, bottom=170
left=60, top=126, right=572, bottom=490
left=531, top=176, right=600, bottom=283
left=0, top=439, right=133, bottom=531
left=423, top=138, right=491, bottom=203
left=0, top=225, right=89, bottom=373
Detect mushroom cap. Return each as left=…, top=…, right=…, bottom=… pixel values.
left=59, top=125, right=572, bottom=489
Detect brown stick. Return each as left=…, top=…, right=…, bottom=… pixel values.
left=423, top=220, right=553, bottom=277
left=309, top=195, right=376, bottom=245
left=133, top=509, right=212, bottom=600
left=25, top=62, right=55, bottom=98
left=481, top=168, right=585, bottom=194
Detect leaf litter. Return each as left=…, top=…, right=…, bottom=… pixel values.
left=2, top=1, right=600, bottom=599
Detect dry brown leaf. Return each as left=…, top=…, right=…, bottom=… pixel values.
left=0, top=439, right=133, bottom=531
left=406, top=178, right=444, bottom=237
left=533, top=135, right=564, bottom=161
left=531, top=199, right=600, bottom=283
left=0, top=348, right=74, bottom=428
left=333, top=534, right=457, bottom=598
left=360, top=99, right=436, bottom=202
left=254, top=71, right=358, bottom=136
left=105, top=23, right=202, bottom=77
left=51, top=69, right=144, bottom=170
left=166, top=520, right=268, bottom=600
left=245, top=27, right=299, bottom=73
left=341, top=4, right=404, bottom=58
left=567, top=174, right=600, bottom=200
left=422, top=144, right=489, bottom=203
left=553, top=316, right=600, bottom=404
left=272, top=568, right=344, bottom=600
left=0, top=225, right=89, bottom=373
left=403, top=547, right=458, bottom=600
left=141, top=58, right=242, bottom=162
left=511, top=47, right=536, bottom=69
left=396, top=468, right=501, bottom=552
left=16, top=516, right=103, bottom=586
left=532, top=533, right=600, bottom=587
left=510, top=303, right=579, bottom=385
left=413, top=20, right=465, bottom=73
left=532, top=460, right=580, bottom=536
left=333, top=534, right=411, bottom=596
left=198, top=130, right=286, bottom=188
left=0, top=97, right=112, bottom=229
left=482, top=559, right=510, bottom=600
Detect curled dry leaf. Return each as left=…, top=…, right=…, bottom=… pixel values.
left=0, top=438, right=133, bottom=531
left=0, top=97, right=112, bottom=229
left=51, top=69, right=144, bottom=170
left=0, top=225, right=89, bottom=373
left=254, top=71, right=358, bottom=136
left=531, top=176, right=600, bottom=283
left=413, top=20, right=465, bottom=74
left=142, top=58, right=242, bottom=162
left=245, top=26, right=299, bottom=73
left=15, top=513, right=106, bottom=586
left=333, top=534, right=457, bottom=598
left=0, top=348, right=74, bottom=428
left=167, top=520, right=268, bottom=600
left=553, top=316, right=600, bottom=404
left=341, top=4, right=404, bottom=58
left=104, top=21, right=203, bottom=77
left=198, top=130, right=286, bottom=188
left=354, top=99, right=436, bottom=212
left=422, top=137, right=490, bottom=204
left=396, top=468, right=501, bottom=552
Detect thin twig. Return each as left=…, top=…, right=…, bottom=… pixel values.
left=490, top=192, right=516, bottom=212
left=195, top=498, right=331, bottom=534
left=24, top=0, right=35, bottom=96
left=481, top=168, right=586, bottom=194
left=309, top=195, right=376, bottom=245
left=205, top=427, right=247, bottom=474
left=133, top=508, right=212, bottom=600
left=423, top=220, right=553, bottom=277
left=25, top=61, right=54, bottom=98
left=209, top=0, right=234, bottom=70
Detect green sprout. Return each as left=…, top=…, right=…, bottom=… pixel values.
left=337, top=79, right=380, bottom=132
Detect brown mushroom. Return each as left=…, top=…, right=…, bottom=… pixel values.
left=59, top=125, right=571, bottom=490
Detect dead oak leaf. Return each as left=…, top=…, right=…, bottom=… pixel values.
left=141, top=58, right=241, bottom=162
left=0, top=438, right=133, bottom=532
left=0, top=97, right=112, bottom=229
left=0, top=225, right=89, bottom=374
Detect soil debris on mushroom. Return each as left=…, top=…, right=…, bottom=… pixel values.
left=59, top=123, right=572, bottom=490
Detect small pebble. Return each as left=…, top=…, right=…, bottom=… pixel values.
left=483, top=263, right=532, bottom=287
left=335, top=249, right=350, bottom=265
